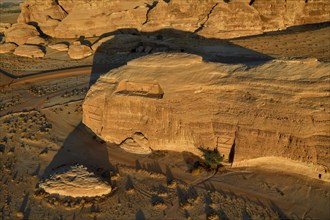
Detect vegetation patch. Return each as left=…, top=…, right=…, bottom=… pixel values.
left=194, top=147, right=224, bottom=172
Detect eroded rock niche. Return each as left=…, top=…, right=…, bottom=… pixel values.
left=83, top=53, right=330, bottom=178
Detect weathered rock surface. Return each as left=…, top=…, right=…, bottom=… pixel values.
left=49, top=43, right=69, bottom=51
left=4, top=23, right=39, bottom=45
left=18, top=0, right=67, bottom=37
left=39, top=165, right=112, bottom=198
left=0, top=43, right=18, bottom=54
left=17, top=0, right=330, bottom=39
left=14, top=44, right=45, bottom=58
left=68, top=44, right=93, bottom=59
left=26, top=36, right=47, bottom=45
left=0, top=23, right=12, bottom=33
left=83, top=53, right=330, bottom=176
left=120, top=132, right=152, bottom=154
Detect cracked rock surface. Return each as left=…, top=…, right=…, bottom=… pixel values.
left=17, top=0, right=330, bottom=39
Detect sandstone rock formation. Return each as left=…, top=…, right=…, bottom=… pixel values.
left=16, top=0, right=330, bottom=39
left=0, top=23, right=12, bottom=33
left=18, top=0, right=67, bottom=37
left=0, top=43, right=18, bottom=54
left=25, top=36, right=47, bottom=45
left=49, top=43, right=69, bottom=51
left=83, top=53, right=330, bottom=176
left=39, top=165, right=112, bottom=198
left=68, top=43, right=93, bottom=59
left=4, top=23, right=39, bottom=45
left=120, top=132, right=153, bottom=154
left=14, top=44, right=45, bottom=58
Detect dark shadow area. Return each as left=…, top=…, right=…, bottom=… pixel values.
left=202, top=181, right=216, bottom=193
left=125, top=175, right=134, bottom=191
left=204, top=192, right=218, bottom=219
left=176, top=186, right=188, bottom=206
left=228, top=139, right=235, bottom=163
left=145, top=161, right=163, bottom=174
left=78, top=36, right=92, bottom=47
left=135, top=209, right=145, bottom=220
left=182, top=151, right=200, bottom=171
left=89, top=28, right=273, bottom=87
left=31, top=164, right=40, bottom=177
left=42, top=122, right=114, bottom=181
left=231, top=21, right=330, bottom=40
left=270, top=201, right=288, bottom=220
left=19, top=192, right=29, bottom=213
left=150, top=194, right=164, bottom=206
left=242, top=209, right=252, bottom=220
left=27, top=22, right=48, bottom=38
left=165, top=166, right=174, bottom=184
left=23, top=206, right=31, bottom=220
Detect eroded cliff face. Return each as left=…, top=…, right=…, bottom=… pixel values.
left=18, top=0, right=330, bottom=39
left=83, top=53, right=330, bottom=176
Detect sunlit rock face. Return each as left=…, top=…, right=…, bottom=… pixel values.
left=83, top=53, right=330, bottom=174
left=39, top=165, right=112, bottom=198
left=17, top=0, right=330, bottom=39
left=13, top=45, right=45, bottom=58
left=4, top=23, right=39, bottom=45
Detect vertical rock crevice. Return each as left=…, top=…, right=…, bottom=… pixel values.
left=143, top=1, right=159, bottom=25
left=194, top=2, right=219, bottom=33
left=249, top=0, right=255, bottom=6
left=54, top=0, right=68, bottom=15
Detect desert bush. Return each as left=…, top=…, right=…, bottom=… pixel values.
left=198, top=147, right=223, bottom=170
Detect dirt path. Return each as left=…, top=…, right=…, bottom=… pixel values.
left=8, top=67, right=93, bottom=87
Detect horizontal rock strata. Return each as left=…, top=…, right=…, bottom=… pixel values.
left=83, top=54, right=330, bottom=176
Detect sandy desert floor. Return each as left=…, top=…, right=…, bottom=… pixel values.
left=0, top=22, right=330, bottom=219
left=0, top=74, right=329, bottom=219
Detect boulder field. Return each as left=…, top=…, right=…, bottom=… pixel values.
left=83, top=53, right=330, bottom=179
left=17, top=0, right=330, bottom=39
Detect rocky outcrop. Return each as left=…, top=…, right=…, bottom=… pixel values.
left=14, top=44, right=45, bottom=58
left=18, top=0, right=67, bottom=37
left=68, top=43, right=93, bottom=59
left=17, top=0, right=330, bottom=39
left=25, top=36, right=47, bottom=45
left=39, top=165, right=112, bottom=198
left=49, top=43, right=69, bottom=51
left=4, top=23, right=39, bottom=45
left=83, top=53, right=330, bottom=176
left=0, top=23, right=12, bottom=33
left=0, top=43, right=18, bottom=54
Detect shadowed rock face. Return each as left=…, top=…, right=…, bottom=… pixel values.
left=17, top=0, right=330, bottom=39
left=83, top=53, right=330, bottom=174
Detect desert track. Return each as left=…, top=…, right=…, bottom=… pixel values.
left=0, top=66, right=93, bottom=88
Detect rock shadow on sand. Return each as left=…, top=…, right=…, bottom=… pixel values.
left=89, top=28, right=274, bottom=87
left=42, top=122, right=114, bottom=183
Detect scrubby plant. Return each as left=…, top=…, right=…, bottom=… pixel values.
left=198, top=147, right=223, bottom=170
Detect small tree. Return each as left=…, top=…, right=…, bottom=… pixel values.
left=198, top=147, right=223, bottom=170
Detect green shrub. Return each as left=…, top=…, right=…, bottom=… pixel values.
left=198, top=147, right=223, bottom=170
